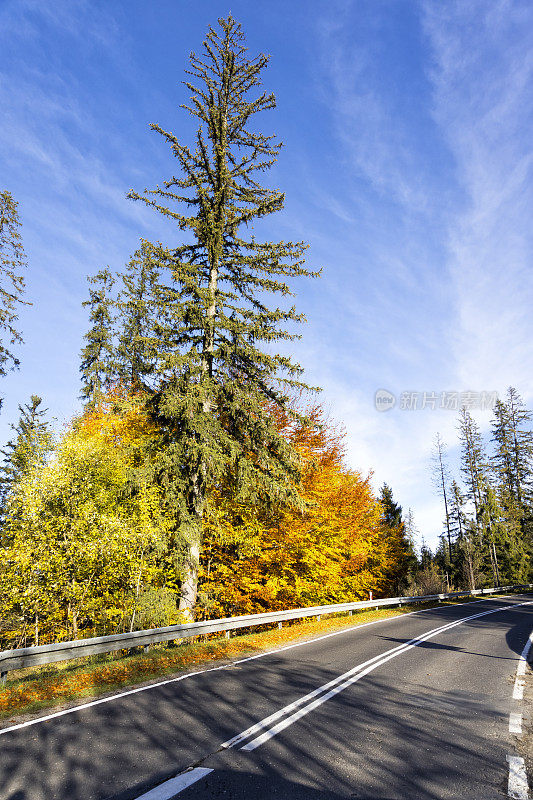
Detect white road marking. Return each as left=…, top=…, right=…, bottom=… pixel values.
left=0, top=596, right=500, bottom=737
left=514, top=678, right=526, bottom=701
left=224, top=600, right=533, bottom=751
left=509, top=712, right=523, bottom=735
left=513, top=631, right=533, bottom=699
left=507, top=755, right=529, bottom=799
left=134, top=767, right=213, bottom=799
left=507, top=629, right=532, bottom=795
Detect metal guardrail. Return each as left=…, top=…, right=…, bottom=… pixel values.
left=1, top=583, right=531, bottom=680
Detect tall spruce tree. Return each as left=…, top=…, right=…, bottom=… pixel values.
left=447, top=479, right=477, bottom=587
left=0, top=191, right=30, bottom=408
left=378, top=484, right=416, bottom=594
left=449, top=480, right=466, bottom=542
left=116, top=243, right=160, bottom=389
left=380, top=483, right=403, bottom=528
left=489, top=389, right=533, bottom=576
left=80, top=268, right=116, bottom=407
left=431, top=433, right=453, bottom=558
left=458, top=407, right=487, bottom=539
left=507, top=388, right=533, bottom=507
left=491, top=399, right=515, bottom=499
left=127, top=17, right=318, bottom=615
left=461, top=520, right=482, bottom=589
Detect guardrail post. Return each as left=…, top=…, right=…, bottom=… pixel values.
left=1, top=671, right=7, bottom=686
left=278, top=621, right=282, bottom=629
left=349, top=610, right=353, bottom=616
left=225, top=631, right=230, bottom=639
left=316, top=615, right=321, bottom=621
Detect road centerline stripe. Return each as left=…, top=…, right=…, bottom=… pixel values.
left=226, top=600, right=533, bottom=751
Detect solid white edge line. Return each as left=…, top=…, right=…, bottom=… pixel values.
left=134, top=767, right=213, bottom=800
left=238, top=600, right=533, bottom=751
left=509, top=712, right=523, bottom=735
left=508, top=630, right=532, bottom=796
left=0, top=596, right=508, bottom=737
left=508, top=755, right=529, bottom=799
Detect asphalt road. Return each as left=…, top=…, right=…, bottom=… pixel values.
left=2, top=595, right=532, bottom=800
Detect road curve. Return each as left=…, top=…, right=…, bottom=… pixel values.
left=2, top=595, right=532, bottom=800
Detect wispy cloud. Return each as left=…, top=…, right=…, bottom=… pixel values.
left=423, top=0, right=533, bottom=395
left=309, top=0, right=533, bottom=546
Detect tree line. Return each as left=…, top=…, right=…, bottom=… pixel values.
left=0, top=17, right=415, bottom=650
left=430, top=390, right=533, bottom=590
left=1, top=16, right=528, bottom=653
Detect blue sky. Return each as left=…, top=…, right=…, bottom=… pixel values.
left=1, top=0, right=532, bottom=548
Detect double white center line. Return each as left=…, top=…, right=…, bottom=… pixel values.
left=222, top=600, right=533, bottom=752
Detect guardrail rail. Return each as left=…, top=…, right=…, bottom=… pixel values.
left=1, top=583, right=532, bottom=682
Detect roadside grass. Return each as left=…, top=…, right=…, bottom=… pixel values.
left=0, top=595, right=508, bottom=724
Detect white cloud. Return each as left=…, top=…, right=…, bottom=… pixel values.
left=423, top=0, right=533, bottom=399
left=309, top=0, right=533, bottom=548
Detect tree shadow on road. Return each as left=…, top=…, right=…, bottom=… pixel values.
left=3, top=597, right=533, bottom=800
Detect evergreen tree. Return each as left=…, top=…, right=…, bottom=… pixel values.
left=434, top=535, right=452, bottom=590
left=116, top=242, right=161, bottom=389
left=449, top=480, right=466, bottom=542
left=477, top=481, right=530, bottom=584
left=127, top=17, right=318, bottom=615
left=80, top=268, right=116, bottom=407
left=491, top=399, right=515, bottom=500
left=477, top=483, right=503, bottom=585
left=448, top=479, right=477, bottom=588
left=489, top=389, right=533, bottom=580
left=460, top=519, right=482, bottom=589
left=431, top=433, right=453, bottom=558
left=0, top=395, right=51, bottom=517
left=415, top=540, right=443, bottom=594
left=402, top=507, right=421, bottom=590
left=380, top=483, right=403, bottom=528
left=0, top=191, right=30, bottom=407
left=457, top=407, right=487, bottom=540
left=378, top=484, right=416, bottom=593
left=506, top=387, right=533, bottom=508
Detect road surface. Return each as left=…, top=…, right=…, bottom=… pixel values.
left=2, top=594, right=532, bottom=799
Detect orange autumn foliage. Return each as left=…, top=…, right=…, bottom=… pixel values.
left=199, top=406, right=407, bottom=617
left=75, top=392, right=409, bottom=620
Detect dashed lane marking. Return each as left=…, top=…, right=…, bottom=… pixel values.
left=508, top=755, right=529, bottom=800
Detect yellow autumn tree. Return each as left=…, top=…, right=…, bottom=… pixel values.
left=0, top=391, right=177, bottom=649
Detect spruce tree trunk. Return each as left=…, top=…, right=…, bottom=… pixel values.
left=179, top=535, right=201, bottom=617
left=179, top=470, right=205, bottom=619
left=467, top=551, right=476, bottom=590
